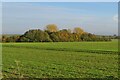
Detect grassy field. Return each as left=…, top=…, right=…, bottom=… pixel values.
left=2, top=40, right=118, bottom=78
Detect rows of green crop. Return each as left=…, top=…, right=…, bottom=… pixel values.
left=2, top=42, right=118, bottom=54
left=2, top=41, right=118, bottom=78
left=2, top=40, right=118, bottom=51
left=2, top=46, right=118, bottom=78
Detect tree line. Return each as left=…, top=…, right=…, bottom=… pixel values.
left=1, top=24, right=113, bottom=42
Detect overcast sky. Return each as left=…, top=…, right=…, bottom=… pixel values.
left=2, top=2, right=118, bottom=35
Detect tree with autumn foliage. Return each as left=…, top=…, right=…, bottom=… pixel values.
left=45, top=24, right=58, bottom=32
left=1, top=24, right=112, bottom=42
left=73, top=27, right=84, bottom=35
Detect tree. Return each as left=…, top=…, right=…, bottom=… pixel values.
left=2, top=35, right=7, bottom=42
left=80, top=33, right=91, bottom=41
left=58, top=29, right=70, bottom=42
left=73, top=27, right=84, bottom=35
left=17, top=35, right=29, bottom=42
left=2, top=25, right=111, bottom=42
left=18, top=29, right=52, bottom=42
left=45, top=24, right=58, bottom=32
left=49, top=32, right=59, bottom=42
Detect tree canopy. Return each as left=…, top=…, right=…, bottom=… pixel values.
left=45, top=24, right=58, bottom=32
left=1, top=24, right=112, bottom=42
left=18, top=29, right=52, bottom=42
left=73, top=27, right=84, bottom=35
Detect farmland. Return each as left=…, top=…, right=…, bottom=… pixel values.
left=2, top=40, right=118, bottom=78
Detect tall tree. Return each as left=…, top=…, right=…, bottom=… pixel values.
left=73, top=27, right=84, bottom=35
left=45, top=24, right=58, bottom=32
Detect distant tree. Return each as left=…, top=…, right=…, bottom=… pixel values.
left=18, top=29, right=52, bottom=42
left=45, top=24, right=58, bottom=32
left=5, top=36, right=19, bottom=42
left=49, top=29, right=74, bottom=42
left=17, top=35, right=29, bottom=42
left=73, top=27, right=84, bottom=35
left=81, top=33, right=89, bottom=41
left=58, top=29, right=70, bottom=42
left=2, top=24, right=112, bottom=42
left=72, top=33, right=81, bottom=41
left=2, top=35, right=7, bottom=42
left=49, top=32, right=59, bottom=42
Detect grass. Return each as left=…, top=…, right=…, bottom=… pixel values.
left=2, top=40, right=118, bottom=78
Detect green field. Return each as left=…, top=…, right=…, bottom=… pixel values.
left=2, top=40, right=118, bottom=78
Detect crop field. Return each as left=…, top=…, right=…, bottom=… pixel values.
left=2, top=40, right=119, bottom=78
